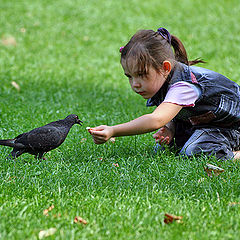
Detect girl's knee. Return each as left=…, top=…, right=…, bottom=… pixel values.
left=179, top=144, right=201, bottom=157
left=180, top=144, right=234, bottom=160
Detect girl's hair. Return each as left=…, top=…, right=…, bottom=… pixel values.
left=120, top=29, right=204, bottom=74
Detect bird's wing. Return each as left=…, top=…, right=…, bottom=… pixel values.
left=26, top=126, right=66, bottom=151
left=14, top=132, right=30, bottom=148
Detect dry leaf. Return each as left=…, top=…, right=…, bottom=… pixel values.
left=43, top=205, right=54, bottom=216
left=11, top=81, right=20, bottom=91
left=39, top=228, right=57, bottom=239
left=8, top=176, right=17, bottom=183
left=229, top=202, right=240, bottom=207
left=20, top=28, right=26, bottom=33
left=204, top=163, right=224, bottom=177
left=80, top=138, right=87, bottom=143
left=113, top=163, right=119, bottom=167
left=33, top=22, right=40, bottom=27
left=53, top=213, right=61, bottom=218
left=43, top=209, right=49, bottom=216
left=1, top=36, right=16, bottom=46
left=164, top=213, right=183, bottom=224
left=98, top=157, right=103, bottom=161
left=74, top=216, right=87, bottom=225
left=83, top=36, right=89, bottom=41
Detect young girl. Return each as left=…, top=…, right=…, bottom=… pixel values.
left=88, top=27, right=240, bottom=160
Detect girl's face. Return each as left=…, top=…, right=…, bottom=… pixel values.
left=122, top=60, right=168, bottom=99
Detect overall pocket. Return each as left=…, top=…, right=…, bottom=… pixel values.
left=214, top=95, right=240, bottom=122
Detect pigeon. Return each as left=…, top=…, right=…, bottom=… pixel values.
left=0, top=114, right=83, bottom=159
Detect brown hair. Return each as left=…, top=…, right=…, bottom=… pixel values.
left=120, top=29, right=204, bottom=74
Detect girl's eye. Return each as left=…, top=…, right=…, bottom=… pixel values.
left=125, top=74, right=132, bottom=79
left=137, top=72, right=146, bottom=78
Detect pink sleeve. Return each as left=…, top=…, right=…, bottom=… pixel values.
left=163, top=81, right=201, bottom=107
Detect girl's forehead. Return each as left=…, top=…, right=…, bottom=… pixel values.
left=121, top=57, right=146, bottom=75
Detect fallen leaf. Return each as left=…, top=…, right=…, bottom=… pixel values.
left=53, top=213, right=61, bottom=218
left=83, top=36, right=89, bottom=41
left=20, top=28, right=26, bottom=33
left=98, top=157, right=103, bottom=161
left=39, top=228, right=57, bottom=239
left=33, top=22, right=40, bottom=27
left=229, top=202, right=240, bottom=207
left=80, top=138, right=87, bottom=143
left=204, top=163, right=224, bottom=177
left=74, top=216, right=87, bottom=225
left=1, top=36, right=16, bottom=46
left=43, top=205, right=54, bottom=216
left=11, top=81, right=20, bottom=91
left=7, top=176, right=17, bottom=183
left=164, top=213, right=183, bottom=224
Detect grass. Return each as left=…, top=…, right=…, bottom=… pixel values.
left=0, top=0, right=240, bottom=239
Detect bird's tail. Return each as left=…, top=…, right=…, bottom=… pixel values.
left=0, top=139, right=15, bottom=147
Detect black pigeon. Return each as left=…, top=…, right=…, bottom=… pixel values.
left=0, top=114, right=82, bottom=159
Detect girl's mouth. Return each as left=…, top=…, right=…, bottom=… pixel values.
left=137, top=91, right=145, bottom=95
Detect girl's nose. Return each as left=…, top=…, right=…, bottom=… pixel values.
left=132, top=78, right=141, bottom=88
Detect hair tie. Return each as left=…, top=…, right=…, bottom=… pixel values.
left=157, top=27, right=171, bottom=44
left=119, top=46, right=124, bottom=53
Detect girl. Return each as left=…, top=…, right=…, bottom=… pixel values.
left=88, top=27, right=240, bottom=160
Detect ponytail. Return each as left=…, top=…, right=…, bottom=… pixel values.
left=120, top=28, right=205, bottom=75
left=171, top=35, right=205, bottom=66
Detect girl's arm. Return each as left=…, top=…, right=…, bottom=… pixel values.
left=89, top=102, right=182, bottom=144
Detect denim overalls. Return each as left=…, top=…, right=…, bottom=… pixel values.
left=147, top=63, right=240, bottom=160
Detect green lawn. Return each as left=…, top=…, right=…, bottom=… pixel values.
left=0, top=0, right=240, bottom=239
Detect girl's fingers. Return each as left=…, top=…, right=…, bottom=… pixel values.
left=153, top=135, right=160, bottom=140
left=159, top=136, right=164, bottom=144
left=164, top=137, right=170, bottom=144
left=156, top=136, right=170, bottom=145
left=162, top=136, right=169, bottom=144
left=91, top=130, right=105, bottom=136
left=87, top=125, right=112, bottom=145
left=93, top=139, right=104, bottom=144
left=92, top=137, right=105, bottom=144
left=87, top=125, right=107, bottom=133
left=91, top=132, right=109, bottom=144
left=92, top=134, right=106, bottom=141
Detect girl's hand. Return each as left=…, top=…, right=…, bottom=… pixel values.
left=88, top=125, right=114, bottom=144
left=152, top=126, right=174, bottom=145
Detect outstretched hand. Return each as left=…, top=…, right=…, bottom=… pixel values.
left=87, top=125, right=114, bottom=144
left=152, top=126, right=174, bottom=145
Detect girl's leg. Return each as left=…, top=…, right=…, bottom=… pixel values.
left=179, top=128, right=239, bottom=160
left=174, top=121, right=194, bottom=148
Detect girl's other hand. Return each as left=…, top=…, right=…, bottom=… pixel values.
left=152, top=126, right=174, bottom=145
left=88, top=125, right=114, bottom=144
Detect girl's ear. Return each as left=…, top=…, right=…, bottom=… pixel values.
left=163, top=61, right=171, bottom=74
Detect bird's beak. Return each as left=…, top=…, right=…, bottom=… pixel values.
left=77, top=119, right=83, bottom=125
